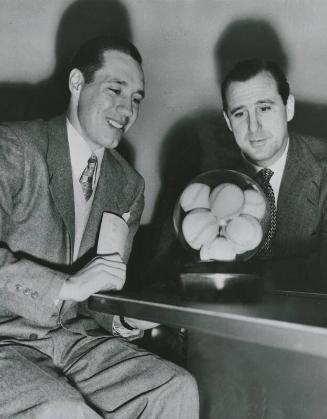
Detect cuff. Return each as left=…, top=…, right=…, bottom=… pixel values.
left=112, top=315, right=144, bottom=340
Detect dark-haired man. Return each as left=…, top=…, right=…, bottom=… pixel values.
left=0, top=36, right=198, bottom=418
left=222, top=59, right=327, bottom=289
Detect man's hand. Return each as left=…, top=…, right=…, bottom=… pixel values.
left=58, top=254, right=126, bottom=302
left=124, top=317, right=159, bottom=331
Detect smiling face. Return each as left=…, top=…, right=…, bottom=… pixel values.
left=68, top=49, right=145, bottom=151
left=223, top=70, right=294, bottom=167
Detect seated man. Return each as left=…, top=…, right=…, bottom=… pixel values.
left=221, top=59, right=327, bottom=290
left=148, top=59, right=327, bottom=294
left=0, top=36, right=198, bottom=418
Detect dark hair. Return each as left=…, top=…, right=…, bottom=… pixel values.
left=221, top=59, right=290, bottom=111
left=69, top=36, right=142, bottom=83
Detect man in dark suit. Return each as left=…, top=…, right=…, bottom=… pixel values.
left=0, top=36, right=198, bottom=418
left=221, top=59, right=327, bottom=290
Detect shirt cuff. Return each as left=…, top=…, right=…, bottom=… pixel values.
left=112, top=315, right=144, bottom=340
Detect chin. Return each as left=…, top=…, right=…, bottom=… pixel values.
left=250, top=148, right=270, bottom=161
left=105, top=137, right=121, bottom=149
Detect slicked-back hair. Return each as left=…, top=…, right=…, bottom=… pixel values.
left=69, top=36, right=142, bottom=84
left=221, top=59, right=290, bottom=112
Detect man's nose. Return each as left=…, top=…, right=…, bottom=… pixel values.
left=248, top=113, right=260, bottom=133
left=117, top=97, right=133, bottom=118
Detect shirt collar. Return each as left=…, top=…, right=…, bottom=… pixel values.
left=66, top=118, right=105, bottom=179
left=242, top=138, right=289, bottom=177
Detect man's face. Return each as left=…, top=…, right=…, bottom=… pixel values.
left=69, top=50, right=145, bottom=151
left=223, top=70, right=294, bottom=167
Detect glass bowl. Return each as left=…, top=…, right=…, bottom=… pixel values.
left=173, top=169, right=270, bottom=263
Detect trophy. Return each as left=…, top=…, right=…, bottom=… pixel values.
left=173, top=170, right=270, bottom=300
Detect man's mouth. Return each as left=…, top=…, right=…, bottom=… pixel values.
left=250, top=137, right=267, bottom=146
left=106, top=118, right=125, bottom=130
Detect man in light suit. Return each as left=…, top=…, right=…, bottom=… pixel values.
left=0, top=36, right=198, bottom=418
left=222, top=59, right=327, bottom=290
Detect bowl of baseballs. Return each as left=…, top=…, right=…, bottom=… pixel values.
left=173, top=170, right=270, bottom=263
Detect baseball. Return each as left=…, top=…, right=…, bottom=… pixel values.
left=180, top=182, right=210, bottom=212
left=241, top=189, right=266, bottom=220
left=209, top=183, right=244, bottom=220
left=200, top=236, right=236, bottom=261
left=225, top=214, right=263, bottom=254
left=182, top=209, right=219, bottom=250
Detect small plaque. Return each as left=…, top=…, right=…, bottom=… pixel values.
left=97, top=212, right=129, bottom=258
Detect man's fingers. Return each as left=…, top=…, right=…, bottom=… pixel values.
left=86, top=256, right=125, bottom=267
left=78, top=257, right=126, bottom=275
left=94, top=253, right=123, bottom=263
left=98, top=270, right=126, bottom=291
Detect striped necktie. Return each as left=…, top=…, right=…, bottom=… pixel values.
left=79, top=154, right=98, bottom=201
left=255, top=168, right=277, bottom=257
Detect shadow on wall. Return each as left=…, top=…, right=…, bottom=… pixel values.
left=0, top=0, right=134, bottom=162
left=137, top=18, right=327, bottom=288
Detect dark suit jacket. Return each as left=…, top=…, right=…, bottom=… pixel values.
left=240, top=133, right=327, bottom=290
left=148, top=132, right=327, bottom=293
left=0, top=115, right=144, bottom=340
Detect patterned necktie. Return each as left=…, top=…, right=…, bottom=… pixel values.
left=79, top=154, right=98, bottom=201
left=255, top=168, right=277, bottom=257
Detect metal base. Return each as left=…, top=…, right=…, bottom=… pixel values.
left=180, top=261, right=263, bottom=302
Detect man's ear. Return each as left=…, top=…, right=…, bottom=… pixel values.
left=286, top=94, right=295, bottom=122
left=223, top=111, right=232, bottom=132
left=68, top=68, right=84, bottom=97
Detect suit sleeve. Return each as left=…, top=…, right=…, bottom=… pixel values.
left=0, top=127, right=68, bottom=327
left=318, top=166, right=327, bottom=286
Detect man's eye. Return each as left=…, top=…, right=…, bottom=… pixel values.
left=233, top=111, right=244, bottom=118
left=133, top=97, right=142, bottom=105
left=259, top=106, right=271, bottom=112
left=109, top=88, right=121, bottom=95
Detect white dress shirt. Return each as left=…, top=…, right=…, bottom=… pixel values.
left=242, top=139, right=289, bottom=207
left=66, top=119, right=140, bottom=338
left=66, top=118, right=104, bottom=261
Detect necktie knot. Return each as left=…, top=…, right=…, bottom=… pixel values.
left=79, top=154, right=98, bottom=201
left=256, top=168, right=274, bottom=186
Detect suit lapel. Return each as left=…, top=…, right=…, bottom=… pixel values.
left=274, top=134, right=320, bottom=256
left=78, top=149, right=128, bottom=257
left=46, top=115, right=75, bottom=249
left=237, top=136, right=320, bottom=257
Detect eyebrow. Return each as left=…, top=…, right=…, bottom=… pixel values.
left=257, top=99, right=275, bottom=105
left=229, top=99, right=276, bottom=115
left=107, top=79, right=145, bottom=98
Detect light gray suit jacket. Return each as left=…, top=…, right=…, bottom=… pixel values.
left=0, top=115, right=144, bottom=340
